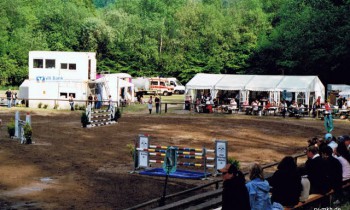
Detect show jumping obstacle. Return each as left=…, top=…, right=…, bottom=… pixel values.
left=85, top=104, right=116, bottom=128
left=14, top=111, right=31, bottom=144
left=133, top=134, right=228, bottom=178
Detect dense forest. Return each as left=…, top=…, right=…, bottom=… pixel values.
left=0, top=0, right=349, bottom=87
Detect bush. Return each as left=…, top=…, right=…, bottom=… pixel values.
left=75, top=104, right=79, bottom=110
left=81, top=112, right=89, bottom=127
left=23, top=123, right=32, bottom=144
left=126, top=143, right=136, bottom=160
left=38, top=102, right=43, bottom=108
left=227, top=157, right=240, bottom=170
left=114, top=108, right=122, bottom=121
left=7, top=120, right=15, bottom=137
left=43, top=104, right=48, bottom=109
left=79, top=105, right=86, bottom=110
left=54, top=103, right=59, bottom=109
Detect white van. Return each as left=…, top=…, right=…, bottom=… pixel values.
left=167, top=78, right=185, bottom=94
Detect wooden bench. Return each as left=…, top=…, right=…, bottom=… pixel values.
left=285, top=180, right=350, bottom=209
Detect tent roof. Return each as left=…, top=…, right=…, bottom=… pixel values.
left=244, top=75, right=284, bottom=91
left=214, top=75, right=254, bottom=90
left=186, top=73, right=224, bottom=90
left=186, top=73, right=324, bottom=95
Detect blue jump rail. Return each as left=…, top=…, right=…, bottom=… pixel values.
left=139, top=168, right=211, bottom=180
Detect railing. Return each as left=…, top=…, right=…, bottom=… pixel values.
left=124, top=153, right=306, bottom=210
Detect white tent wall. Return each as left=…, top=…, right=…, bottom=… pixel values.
left=185, top=73, right=325, bottom=107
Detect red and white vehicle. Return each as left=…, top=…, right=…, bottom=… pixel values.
left=132, top=77, right=174, bottom=96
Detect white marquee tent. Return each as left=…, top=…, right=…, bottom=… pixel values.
left=185, top=73, right=325, bottom=106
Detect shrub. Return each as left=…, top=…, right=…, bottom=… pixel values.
left=114, top=108, right=121, bottom=121
left=74, top=104, right=79, bottom=110
left=43, top=104, right=48, bottom=109
left=227, top=157, right=240, bottom=170
left=38, top=102, right=43, bottom=108
left=54, top=103, right=59, bottom=109
left=126, top=143, right=136, bottom=160
left=7, top=120, right=15, bottom=138
left=81, top=112, right=89, bottom=127
left=23, top=123, right=32, bottom=144
left=79, top=105, right=86, bottom=110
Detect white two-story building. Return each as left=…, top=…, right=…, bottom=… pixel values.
left=19, top=51, right=97, bottom=109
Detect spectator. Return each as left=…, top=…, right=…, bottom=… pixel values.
left=88, top=94, right=93, bottom=107
left=148, top=96, right=153, bottom=114
left=334, top=141, right=350, bottom=181
left=269, top=156, right=302, bottom=207
left=69, top=94, right=74, bottom=111
left=94, top=94, right=98, bottom=109
left=246, top=163, right=272, bottom=210
left=280, top=100, right=288, bottom=118
left=155, top=95, right=160, bottom=114
left=5, top=89, right=12, bottom=108
left=304, top=145, right=331, bottom=194
left=107, top=95, right=112, bottom=111
left=312, top=101, right=321, bottom=118
left=298, top=167, right=310, bottom=203
left=319, top=145, right=343, bottom=202
left=219, top=164, right=251, bottom=210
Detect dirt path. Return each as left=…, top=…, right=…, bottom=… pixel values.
left=0, top=107, right=349, bottom=209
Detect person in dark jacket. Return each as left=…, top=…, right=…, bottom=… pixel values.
left=270, top=156, right=302, bottom=207
left=219, top=163, right=251, bottom=210
left=305, top=145, right=331, bottom=195
left=320, top=145, right=343, bottom=200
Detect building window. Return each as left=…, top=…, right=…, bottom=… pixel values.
left=69, top=64, right=76, bottom=70
left=33, top=59, right=43, bottom=68
left=69, top=93, right=76, bottom=98
left=60, top=92, right=68, bottom=98
left=46, top=59, right=55, bottom=68
left=61, top=63, right=68, bottom=69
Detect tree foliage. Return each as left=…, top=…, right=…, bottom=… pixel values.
left=0, top=0, right=349, bottom=86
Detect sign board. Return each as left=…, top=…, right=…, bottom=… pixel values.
left=215, top=140, right=227, bottom=171
left=137, top=134, right=149, bottom=168
left=162, top=146, right=177, bottom=174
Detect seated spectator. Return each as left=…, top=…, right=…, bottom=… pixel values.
left=334, top=141, right=350, bottom=181
left=305, top=145, right=331, bottom=194
left=219, top=164, right=250, bottom=210
left=298, top=167, right=310, bottom=203
left=319, top=145, right=343, bottom=201
left=269, top=156, right=302, bottom=207
left=312, top=101, right=321, bottom=118
left=246, top=163, right=272, bottom=210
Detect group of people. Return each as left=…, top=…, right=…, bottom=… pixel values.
left=220, top=133, right=350, bottom=210
left=87, top=94, right=103, bottom=110
left=4, top=89, right=18, bottom=108
left=146, top=95, right=161, bottom=114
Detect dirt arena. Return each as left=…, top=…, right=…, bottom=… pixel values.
left=0, top=107, right=349, bottom=209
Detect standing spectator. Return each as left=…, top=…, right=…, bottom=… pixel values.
left=94, top=94, right=98, bottom=109
left=107, top=95, right=112, bottom=111
left=88, top=94, right=93, bottom=107
left=312, top=101, right=321, bottom=118
left=5, top=89, right=12, bottom=108
left=69, top=94, right=74, bottom=111
left=148, top=96, right=153, bottom=114
left=269, top=156, right=302, bottom=207
left=246, top=163, right=272, bottom=210
left=12, top=92, right=17, bottom=107
left=304, top=145, right=331, bottom=194
left=155, top=95, right=160, bottom=114
left=219, top=164, right=251, bottom=210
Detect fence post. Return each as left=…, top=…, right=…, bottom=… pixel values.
left=165, top=103, right=168, bottom=113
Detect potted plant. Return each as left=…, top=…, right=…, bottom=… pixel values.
left=7, top=120, right=15, bottom=138
left=23, top=123, right=32, bottom=144
left=81, top=112, right=89, bottom=127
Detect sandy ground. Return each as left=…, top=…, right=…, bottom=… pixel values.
left=0, top=106, right=349, bottom=209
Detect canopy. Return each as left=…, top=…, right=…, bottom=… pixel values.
left=339, top=89, right=350, bottom=96
left=185, top=73, right=325, bottom=105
